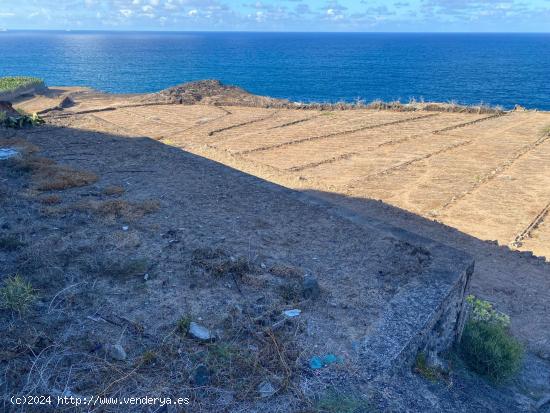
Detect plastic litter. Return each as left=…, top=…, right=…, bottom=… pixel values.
left=282, top=309, right=301, bottom=318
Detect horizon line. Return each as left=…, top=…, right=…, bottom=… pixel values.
left=2, top=29, right=550, bottom=34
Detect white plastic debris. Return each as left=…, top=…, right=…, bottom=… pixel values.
left=283, top=309, right=301, bottom=318
left=0, top=148, right=20, bottom=160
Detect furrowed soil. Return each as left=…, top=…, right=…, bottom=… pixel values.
left=2, top=84, right=550, bottom=412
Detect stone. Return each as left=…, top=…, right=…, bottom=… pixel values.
left=188, top=322, right=212, bottom=341
left=258, top=381, right=276, bottom=398
left=107, top=344, right=127, bottom=361
left=302, top=275, right=320, bottom=300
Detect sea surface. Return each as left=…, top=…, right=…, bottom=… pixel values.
left=1, top=31, right=549, bottom=109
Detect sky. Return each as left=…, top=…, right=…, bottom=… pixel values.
left=1, top=0, right=549, bottom=32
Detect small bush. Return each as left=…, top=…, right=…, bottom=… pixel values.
left=465, top=295, right=510, bottom=327
left=460, top=296, right=523, bottom=382
left=0, top=112, right=44, bottom=129
left=0, top=275, right=37, bottom=315
left=0, top=76, right=44, bottom=93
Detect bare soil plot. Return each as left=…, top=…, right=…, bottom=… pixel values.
left=29, top=90, right=550, bottom=356
left=2, top=118, right=471, bottom=412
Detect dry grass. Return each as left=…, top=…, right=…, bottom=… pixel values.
left=11, top=154, right=98, bottom=191
left=77, top=198, right=160, bottom=220
left=39, top=194, right=61, bottom=205
left=103, top=185, right=125, bottom=195
left=35, top=167, right=98, bottom=191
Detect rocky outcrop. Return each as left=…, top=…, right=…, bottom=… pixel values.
left=135, top=79, right=288, bottom=107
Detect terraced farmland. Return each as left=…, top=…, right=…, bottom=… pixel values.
left=73, top=103, right=550, bottom=260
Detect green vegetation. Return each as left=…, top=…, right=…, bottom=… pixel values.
left=314, top=390, right=370, bottom=413
left=414, top=353, right=442, bottom=383
left=177, top=315, right=192, bottom=335
left=0, top=76, right=44, bottom=94
left=0, top=275, right=37, bottom=315
left=0, top=111, right=44, bottom=129
left=459, top=295, right=523, bottom=382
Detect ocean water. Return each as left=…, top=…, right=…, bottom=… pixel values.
left=1, top=31, right=549, bottom=109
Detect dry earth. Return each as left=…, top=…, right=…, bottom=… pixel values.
left=26, top=86, right=550, bottom=355
left=2, top=84, right=550, bottom=412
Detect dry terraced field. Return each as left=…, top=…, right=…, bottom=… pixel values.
left=75, top=103, right=550, bottom=260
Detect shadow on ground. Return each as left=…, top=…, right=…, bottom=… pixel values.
left=1, top=123, right=549, bottom=412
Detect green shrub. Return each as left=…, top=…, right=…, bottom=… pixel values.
left=0, top=275, right=37, bottom=315
left=0, top=112, right=44, bottom=129
left=460, top=296, right=523, bottom=382
left=0, top=76, right=44, bottom=94
left=465, top=295, right=510, bottom=327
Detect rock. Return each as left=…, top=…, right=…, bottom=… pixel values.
left=107, top=344, right=127, bottom=361
left=258, top=381, right=276, bottom=398
left=188, top=322, right=212, bottom=341
left=192, top=364, right=210, bottom=386
left=0, top=101, right=20, bottom=117
left=302, top=275, right=320, bottom=300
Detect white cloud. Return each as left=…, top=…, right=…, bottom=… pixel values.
left=188, top=9, right=198, bottom=16
left=119, top=9, right=133, bottom=18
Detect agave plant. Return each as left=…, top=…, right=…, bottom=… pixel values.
left=0, top=112, right=44, bottom=129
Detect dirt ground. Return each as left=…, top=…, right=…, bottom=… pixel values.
left=23, top=87, right=550, bottom=356
left=3, top=86, right=550, bottom=411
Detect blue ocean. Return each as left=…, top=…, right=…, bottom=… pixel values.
left=1, top=31, right=549, bottom=110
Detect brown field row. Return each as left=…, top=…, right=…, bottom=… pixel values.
left=66, top=102, right=550, bottom=259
